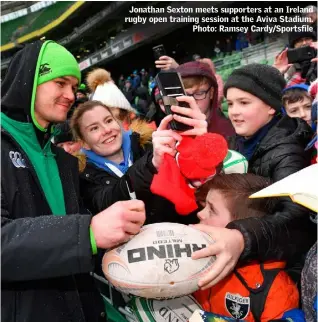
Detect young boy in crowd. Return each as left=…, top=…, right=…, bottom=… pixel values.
left=176, top=61, right=235, bottom=138
left=194, top=173, right=299, bottom=321
left=282, top=84, right=313, bottom=125
left=54, top=121, right=82, bottom=155
left=152, top=61, right=234, bottom=137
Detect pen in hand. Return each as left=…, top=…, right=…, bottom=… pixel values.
left=125, top=176, right=137, bottom=200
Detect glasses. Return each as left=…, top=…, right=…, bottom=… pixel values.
left=187, top=86, right=212, bottom=100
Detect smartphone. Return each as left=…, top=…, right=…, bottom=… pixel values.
left=153, top=44, right=166, bottom=60
left=155, top=71, right=193, bottom=131
left=287, top=46, right=316, bottom=64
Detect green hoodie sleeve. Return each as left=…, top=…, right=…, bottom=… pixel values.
left=90, top=227, right=98, bottom=255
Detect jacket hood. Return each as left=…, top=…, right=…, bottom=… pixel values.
left=175, top=61, right=234, bottom=137
left=176, top=61, right=219, bottom=115
left=1, top=40, right=56, bottom=132
left=129, top=118, right=153, bottom=147
left=259, top=115, right=313, bottom=151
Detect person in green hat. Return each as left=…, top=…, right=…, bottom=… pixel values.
left=76, top=83, right=88, bottom=99
left=1, top=40, right=146, bottom=322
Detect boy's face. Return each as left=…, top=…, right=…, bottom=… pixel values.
left=57, top=141, right=82, bottom=155
left=158, top=81, right=214, bottom=118
left=185, top=83, right=214, bottom=119
left=227, top=88, right=276, bottom=138
left=197, top=190, right=232, bottom=227
left=285, top=96, right=312, bottom=125
left=76, top=92, right=86, bottom=99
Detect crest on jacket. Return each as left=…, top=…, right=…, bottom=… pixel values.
left=225, top=292, right=250, bottom=319
left=9, top=151, right=27, bottom=168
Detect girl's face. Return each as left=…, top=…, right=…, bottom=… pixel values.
left=227, top=88, right=276, bottom=138
left=79, top=105, right=122, bottom=157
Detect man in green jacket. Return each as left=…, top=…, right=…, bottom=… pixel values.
left=1, top=40, right=145, bottom=322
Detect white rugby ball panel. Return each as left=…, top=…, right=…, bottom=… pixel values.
left=102, top=223, right=215, bottom=299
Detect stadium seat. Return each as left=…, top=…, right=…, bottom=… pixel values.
left=1, top=1, right=76, bottom=47
left=221, top=100, right=229, bottom=118
left=1, top=14, right=29, bottom=45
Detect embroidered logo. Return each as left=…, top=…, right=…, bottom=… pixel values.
left=225, top=292, right=250, bottom=319
left=39, top=63, right=52, bottom=76
left=9, top=151, right=27, bottom=168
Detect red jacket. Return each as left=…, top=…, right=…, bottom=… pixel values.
left=194, top=261, right=299, bottom=321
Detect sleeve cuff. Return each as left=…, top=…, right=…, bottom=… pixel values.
left=89, top=226, right=98, bottom=255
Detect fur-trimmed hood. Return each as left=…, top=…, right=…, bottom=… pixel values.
left=76, top=119, right=154, bottom=172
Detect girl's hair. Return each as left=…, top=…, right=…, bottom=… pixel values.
left=196, top=173, right=278, bottom=221
left=70, top=100, right=113, bottom=141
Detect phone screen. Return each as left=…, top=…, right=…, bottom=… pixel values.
left=155, top=71, right=192, bottom=131
left=153, top=45, right=166, bottom=60
left=156, top=72, right=186, bottom=97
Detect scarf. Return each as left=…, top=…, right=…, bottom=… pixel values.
left=82, top=130, right=133, bottom=177
left=237, top=116, right=279, bottom=161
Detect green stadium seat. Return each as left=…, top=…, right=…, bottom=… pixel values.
left=1, top=15, right=29, bottom=45
left=1, top=2, right=75, bottom=47
left=221, top=100, right=229, bottom=118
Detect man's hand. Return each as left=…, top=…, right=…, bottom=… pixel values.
left=191, top=225, right=244, bottom=290
left=91, top=200, right=146, bottom=249
left=155, top=55, right=179, bottom=70
left=273, top=48, right=293, bottom=74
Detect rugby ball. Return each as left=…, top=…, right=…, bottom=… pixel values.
left=129, top=295, right=202, bottom=322
left=102, top=223, right=215, bottom=299
left=223, top=150, right=248, bottom=174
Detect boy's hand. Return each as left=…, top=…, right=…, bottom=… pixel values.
left=155, top=55, right=179, bottom=70
left=152, top=115, right=182, bottom=170
left=171, top=96, right=207, bottom=136
left=191, top=225, right=244, bottom=290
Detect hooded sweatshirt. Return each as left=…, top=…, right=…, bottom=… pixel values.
left=176, top=61, right=235, bottom=138
left=1, top=41, right=67, bottom=215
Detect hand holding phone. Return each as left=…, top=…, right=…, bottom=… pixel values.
left=171, top=96, right=207, bottom=136
left=155, top=71, right=192, bottom=131
left=155, top=71, right=207, bottom=135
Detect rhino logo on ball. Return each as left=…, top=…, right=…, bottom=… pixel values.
left=164, top=259, right=179, bottom=274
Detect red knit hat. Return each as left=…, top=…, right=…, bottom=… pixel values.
left=151, top=133, right=228, bottom=215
